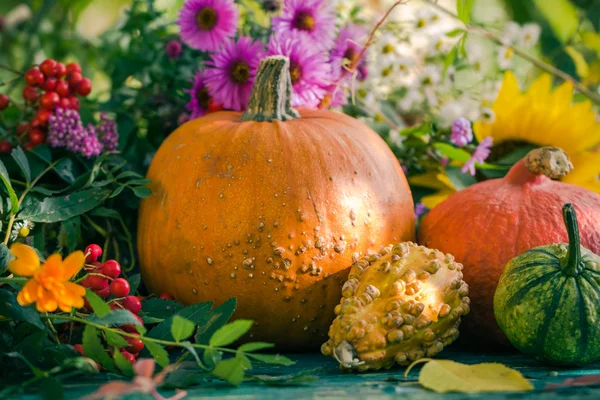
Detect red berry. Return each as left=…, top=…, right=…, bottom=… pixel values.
left=58, top=98, right=71, bottom=109
left=97, top=286, right=111, bottom=298
left=207, top=98, right=223, bottom=113
left=87, top=275, right=109, bottom=291
left=85, top=244, right=103, bottom=262
left=66, top=62, right=82, bottom=74
left=110, top=278, right=130, bottom=297
left=158, top=293, right=173, bottom=300
left=0, top=94, right=8, bottom=110
left=55, top=62, right=67, bottom=78
left=120, top=350, right=135, bottom=364
left=28, top=128, right=45, bottom=145
left=76, top=78, right=92, bottom=96
left=74, top=344, right=85, bottom=356
left=67, top=72, right=83, bottom=88
left=39, top=59, right=57, bottom=77
left=24, top=142, right=35, bottom=150
left=42, top=77, right=57, bottom=92
left=125, top=338, right=144, bottom=354
left=24, top=69, right=44, bottom=86
left=30, top=116, right=42, bottom=128
left=36, top=109, right=52, bottom=125
left=109, top=302, right=121, bottom=311
left=102, top=260, right=121, bottom=278
left=22, top=86, right=38, bottom=102
left=0, top=140, right=12, bottom=153
left=122, top=296, right=141, bottom=314
left=55, top=80, right=70, bottom=98
left=40, top=91, right=59, bottom=110
left=69, top=96, right=80, bottom=110
left=16, top=123, right=29, bottom=135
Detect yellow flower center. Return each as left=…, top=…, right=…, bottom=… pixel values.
left=293, top=10, right=315, bottom=31
left=196, top=7, right=218, bottom=31
left=196, top=87, right=210, bottom=108
left=230, top=62, right=251, bottom=84
left=504, top=47, right=514, bottom=59
left=18, top=227, right=30, bottom=237
left=290, top=62, right=302, bottom=84
left=381, top=66, right=392, bottom=77
left=382, top=44, right=394, bottom=54
left=417, top=19, right=427, bottom=28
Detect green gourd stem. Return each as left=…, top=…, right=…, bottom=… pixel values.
left=561, top=203, right=583, bottom=276
left=241, top=55, right=299, bottom=122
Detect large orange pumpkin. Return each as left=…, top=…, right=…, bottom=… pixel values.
left=138, top=56, right=415, bottom=349
left=419, top=147, right=600, bottom=346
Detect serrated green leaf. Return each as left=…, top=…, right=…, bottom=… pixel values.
left=247, top=353, right=295, bottom=366
left=147, top=302, right=212, bottom=341
left=202, top=347, right=222, bottom=369
left=113, top=349, right=134, bottom=377
left=104, top=330, right=129, bottom=347
left=171, top=315, right=196, bottom=342
left=140, top=298, right=184, bottom=319
left=142, top=340, right=170, bottom=368
left=238, top=342, right=275, bottom=352
left=131, top=185, right=152, bottom=198
left=88, top=309, right=140, bottom=327
left=136, top=324, right=147, bottom=335
left=0, top=243, right=10, bottom=274
left=212, top=357, right=245, bottom=386
left=128, top=274, right=141, bottom=294
left=85, top=289, right=111, bottom=317
left=0, top=289, right=44, bottom=330
left=82, top=325, right=114, bottom=371
left=60, top=217, right=81, bottom=253
left=196, top=298, right=236, bottom=344
left=18, top=188, right=111, bottom=223
left=11, top=147, right=31, bottom=182
left=0, top=159, right=19, bottom=214
left=209, top=319, right=253, bottom=347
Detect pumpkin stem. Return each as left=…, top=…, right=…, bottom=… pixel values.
left=561, top=203, right=583, bottom=276
left=241, top=56, right=300, bottom=122
left=524, top=147, right=573, bottom=179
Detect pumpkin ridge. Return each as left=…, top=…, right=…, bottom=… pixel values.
left=503, top=261, right=558, bottom=276
left=536, top=278, right=567, bottom=356
left=584, top=268, right=600, bottom=277
left=505, top=272, right=558, bottom=308
left=580, top=273, right=600, bottom=300
left=575, top=276, right=589, bottom=360
left=527, top=248, right=560, bottom=261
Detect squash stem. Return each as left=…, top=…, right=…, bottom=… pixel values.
left=241, top=56, right=299, bottom=122
left=562, top=203, right=583, bottom=276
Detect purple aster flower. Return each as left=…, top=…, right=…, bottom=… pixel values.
left=97, top=113, right=118, bottom=151
left=66, top=124, right=103, bottom=159
left=204, top=37, right=265, bottom=111
left=462, top=136, right=493, bottom=176
left=415, top=202, right=428, bottom=218
left=272, top=0, right=337, bottom=51
left=330, top=24, right=368, bottom=82
left=48, top=108, right=84, bottom=148
left=267, top=32, right=331, bottom=108
left=186, top=70, right=210, bottom=118
left=178, top=0, right=239, bottom=52
left=321, top=84, right=348, bottom=108
left=451, top=117, right=473, bottom=147
left=165, top=40, right=183, bottom=59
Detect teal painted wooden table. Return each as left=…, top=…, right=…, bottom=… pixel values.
left=20, top=349, right=600, bottom=399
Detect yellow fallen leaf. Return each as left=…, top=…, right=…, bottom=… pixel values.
left=404, top=359, right=534, bottom=393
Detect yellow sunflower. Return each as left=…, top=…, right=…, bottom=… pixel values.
left=474, top=71, right=600, bottom=194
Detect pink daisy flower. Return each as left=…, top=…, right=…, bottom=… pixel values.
left=462, top=136, right=494, bottom=176
left=204, top=37, right=265, bottom=111
left=186, top=70, right=210, bottom=119
left=272, top=0, right=337, bottom=51
left=267, top=32, right=331, bottom=108
left=330, top=23, right=369, bottom=82
left=178, top=0, right=239, bottom=52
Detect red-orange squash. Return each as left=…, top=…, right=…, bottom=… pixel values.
left=419, top=147, right=600, bottom=346
left=138, top=56, right=415, bottom=349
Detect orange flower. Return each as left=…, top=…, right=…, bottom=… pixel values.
left=8, top=243, right=86, bottom=313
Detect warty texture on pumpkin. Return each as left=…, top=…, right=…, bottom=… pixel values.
left=321, top=242, right=470, bottom=372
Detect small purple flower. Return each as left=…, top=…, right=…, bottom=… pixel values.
left=204, top=37, right=265, bottom=111
left=97, top=113, right=118, bottom=151
left=165, top=40, right=183, bottom=59
left=186, top=70, right=210, bottom=118
left=178, top=0, right=239, bottom=52
left=66, top=123, right=103, bottom=158
left=415, top=202, right=428, bottom=218
left=48, top=108, right=84, bottom=148
left=462, top=136, right=493, bottom=176
left=330, top=24, right=368, bottom=82
left=451, top=117, right=473, bottom=147
left=401, top=164, right=408, bottom=175
left=272, top=0, right=337, bottom=51
left=267, top=32, right=331, bottom=108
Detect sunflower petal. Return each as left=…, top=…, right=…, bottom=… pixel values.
left=8, top=243, right=40, bottom=277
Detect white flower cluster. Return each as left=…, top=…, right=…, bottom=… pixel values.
left=497, top=22, right=541, bottom=69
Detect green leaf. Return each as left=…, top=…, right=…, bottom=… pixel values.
left=39, top=376, right=64, bottom=400
left=131, top=185, right=152, bottom=198
left=11, top=147, right=31, bottom=182
left=142, top=340, right=170, bottom=368
left=110, top=186, right=125, bottom=198
left=248, top=368, right=320, bottom=386
left=443, top=40, right=460, bottom=80
left=247, top=353, right=295, bottom=366
left=0, top=159, right=19, bottom=214
left=171, top=315, right=196, bottom=342
left=434, top=143, right=503, bottom=170
left=446, top=28, right=465, bottom=37
left=104, top=330, right=129, bottom=347
left=113, top=349, right=134, bottom=377
left=238, top=342, right=275, bottom=353
left=398, top=123, right=432, bottom=137
left=203, top=347, right=222, bottom=369
left=212, top=357, right=245, bottom=386
left=180, top=342, right=207, bottom=369
left=196, top=298, right=237, bottom=344
left=18, top=188, right=111, bottom=223
left=456, top=0, right=476, bottom=24
left=60, top=217, right=81, bottom=253
left=128, top=274, right=141, bottom=295
left=209, top=319, right=253, bottom=347
left=89, top=207, right=121, bottom=219
left=82, top=325, right=114, bottom=371
left=533, top=0, right=579, bottom=43
left=445, top=166, right=477, bottom=190
left=85, top=289, right=111, bottom=317
left=0, top=289, right=45, bottom=330
left=147, top=302, right=213, bottom=341
left=88, top=309, right=140, bottom=327
left=140, top=298, right=184, bottom=319
left=0, top=243, right=10, bottom=274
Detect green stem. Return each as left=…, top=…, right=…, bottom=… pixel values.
left=0, top=277, right=28, bottom=284
left=561, top=203, right=583, bottom=276
left=241, top=56, right=299, bottom=122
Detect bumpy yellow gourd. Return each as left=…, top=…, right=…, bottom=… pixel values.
left=321, top=242, right=470, bottom=371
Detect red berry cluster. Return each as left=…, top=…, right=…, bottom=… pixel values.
left=0, top=59, right=92, bottom=153
left=78, top=244, right=145, bottom=364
